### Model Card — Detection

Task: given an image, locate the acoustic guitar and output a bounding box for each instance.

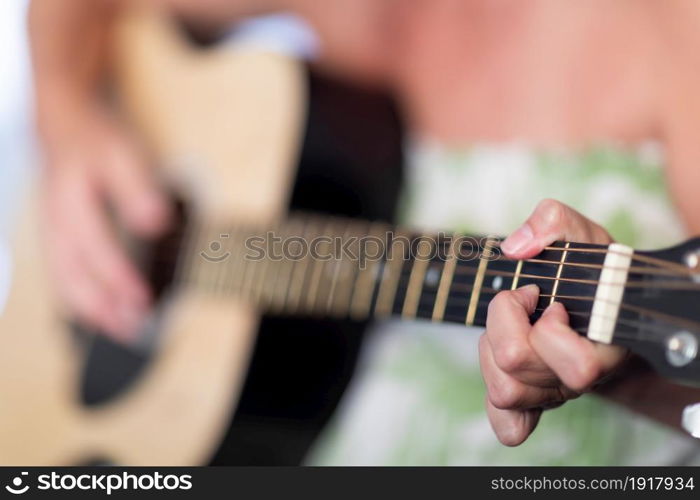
[1,7,699,466]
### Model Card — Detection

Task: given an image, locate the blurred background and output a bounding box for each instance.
[0,0,32,238]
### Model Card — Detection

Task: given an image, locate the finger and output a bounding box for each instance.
[44,180,126,338]
[485,285,558,386]
[500,198,612,259]
[479,334,568,409]
[101,137,171,237]
[530,301,627,392]
[48,232,125,337]
[64,169,149,303]
[485,397,542,447]
[53,167,150,337]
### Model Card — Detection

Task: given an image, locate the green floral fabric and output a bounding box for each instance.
[309,141,700,465]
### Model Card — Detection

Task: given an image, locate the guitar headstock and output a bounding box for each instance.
[611,237,700,386]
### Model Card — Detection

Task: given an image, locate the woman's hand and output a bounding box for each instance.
[40,101,170,341]
[479,199,628,446]
[30,0,171,341]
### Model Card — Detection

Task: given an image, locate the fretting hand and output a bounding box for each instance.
[480,199,629,446]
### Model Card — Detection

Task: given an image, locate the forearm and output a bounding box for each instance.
[29,0,118,143]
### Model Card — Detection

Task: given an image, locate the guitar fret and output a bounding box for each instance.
[173,218,200,290]
[260,224,283,307]
[223,229,242,295]
[402,236,433,319]
[466,238,496,325]
[284,218,317,314]
[211,233,225,293]
[222,232,237,294]
[432,235,458,321]
[199,222,222,294]
[225,225,247,296]
[239,228,264,302]
[329,221,366,317]
[265,221,296,312]
[299,220,325,313]
[414,255,448,320]
[303,220,330,313]
[349,223,389,320]
[251,226,275,306]
[556,243,604,334]
[238,256,253,300]
[374,232,408,317]
[515,243,565,321]
[324,220,350,315]
[550,242,570,304]
[274,219,304,311]
[324,262,344,313]
[510,259,523,290]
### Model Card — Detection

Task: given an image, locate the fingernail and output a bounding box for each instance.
[518,284,539,296]
[501,223,534,255]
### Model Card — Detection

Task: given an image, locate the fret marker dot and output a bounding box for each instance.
[492,276,503,290]
[425,267,440,287]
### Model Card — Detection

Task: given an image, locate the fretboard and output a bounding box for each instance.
[174,214,609,335]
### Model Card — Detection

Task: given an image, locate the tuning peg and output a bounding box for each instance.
[682,403,700,438]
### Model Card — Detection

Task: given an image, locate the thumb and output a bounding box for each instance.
[500,199,612,259]
[101,137,171,237]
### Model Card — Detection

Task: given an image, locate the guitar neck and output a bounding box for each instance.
[174,214,609,335]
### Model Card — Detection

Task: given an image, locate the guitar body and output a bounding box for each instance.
[0,8,305,465]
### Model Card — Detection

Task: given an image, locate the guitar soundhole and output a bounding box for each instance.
[75,198,190,407]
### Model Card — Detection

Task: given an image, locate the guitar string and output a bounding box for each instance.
[160,218,695,279]
[160,217,694,275]
[181,262,700,336]
[186,249,700,334]
[182,255,696,329]
[417,283,660,320]
[449,266,691,290]
[168,237,694,286]
[163,222,700,331]
[363,251,695,297]
[534,308,667,340]
[381,256,700,333]
[236,246,693,279]
[421,297,672,340]
[367,286,689,339]
[491,240,692,276]
[167,249,694,287]
[139,216,693,346]
[439,283,700,331]
[541,245,691,274]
